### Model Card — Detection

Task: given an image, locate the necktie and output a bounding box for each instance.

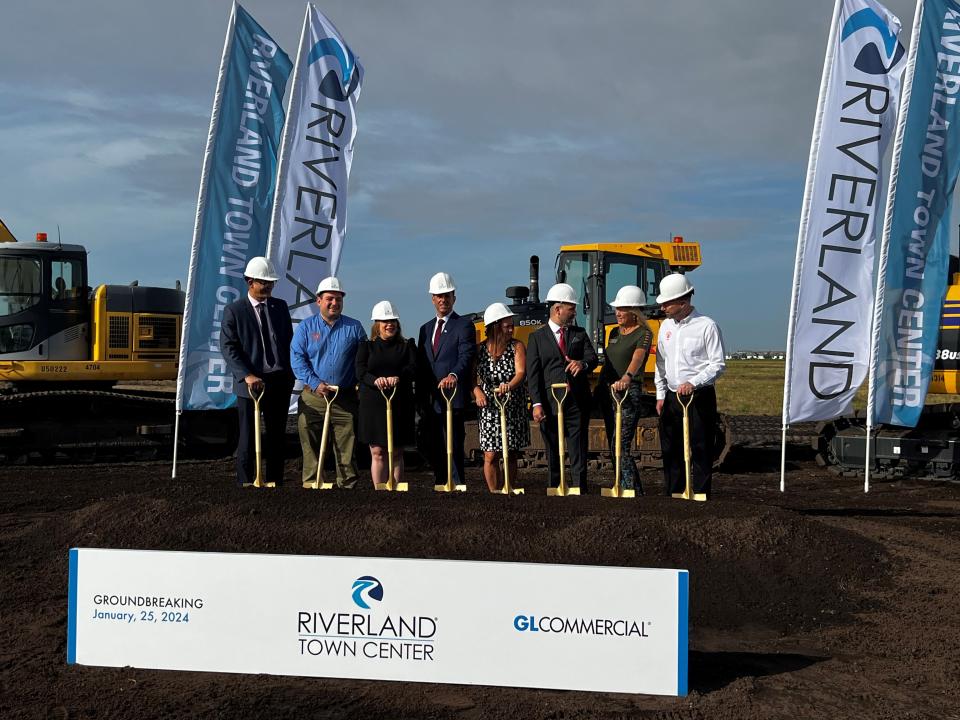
[558,326,567,356]
[432,318,445,355]
[257,303,276,368]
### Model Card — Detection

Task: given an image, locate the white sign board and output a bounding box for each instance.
[68,548,689,696]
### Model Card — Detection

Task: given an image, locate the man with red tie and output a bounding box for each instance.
[416,272,477,488]
[526,283,598,493]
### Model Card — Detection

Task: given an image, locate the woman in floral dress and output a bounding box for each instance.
[473,303,530,492]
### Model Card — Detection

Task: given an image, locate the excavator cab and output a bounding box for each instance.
[0,239,89,361]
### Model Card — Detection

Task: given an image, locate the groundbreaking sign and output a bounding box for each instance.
[68,548,689,696]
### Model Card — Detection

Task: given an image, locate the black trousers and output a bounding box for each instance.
[659,386,717,497]
[236,371,294,486]
[539,400,590,490]
[419,407,466,485]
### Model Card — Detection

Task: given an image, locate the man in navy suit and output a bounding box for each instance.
[526,283,598,492]
[220,256,295,487]
[416,272,477,488]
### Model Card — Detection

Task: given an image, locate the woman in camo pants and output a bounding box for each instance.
[598,286,653,494]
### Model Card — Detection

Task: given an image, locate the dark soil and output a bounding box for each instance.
[1,447,959,719]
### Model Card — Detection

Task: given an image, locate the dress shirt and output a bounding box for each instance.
[548,319,566,349]
[654,309,726,400]
[247,294,282,373]
[432,313,458,378]
[291,313,367,390]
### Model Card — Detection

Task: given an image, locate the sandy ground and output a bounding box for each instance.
[1,446,959,719]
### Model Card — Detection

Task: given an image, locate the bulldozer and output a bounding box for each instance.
[0,231,228,462]
[464,237,722,469]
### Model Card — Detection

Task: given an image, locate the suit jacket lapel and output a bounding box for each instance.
[432,312,457,360]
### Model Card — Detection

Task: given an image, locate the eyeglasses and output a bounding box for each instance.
[253,279,275,287]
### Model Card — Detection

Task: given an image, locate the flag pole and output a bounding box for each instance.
[172,2,237,479]
[865,0,923,494]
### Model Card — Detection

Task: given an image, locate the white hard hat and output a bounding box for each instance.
[545,283,578,305]
[371,300,400,321]
[483,302,515,326]
[244,256,279,282]
[656,273,694,303]
[428,272,456,294]
[316,276,345,296]
[610,285,645,308]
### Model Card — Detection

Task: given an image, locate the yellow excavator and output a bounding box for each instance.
[816,273,960,479]
[0,229,227,462]
[466,238,711,468]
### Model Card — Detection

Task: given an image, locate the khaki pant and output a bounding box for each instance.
[298,388,359,488]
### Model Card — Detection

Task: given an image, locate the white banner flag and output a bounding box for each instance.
[267,4,363,323]
[783,0,905,423]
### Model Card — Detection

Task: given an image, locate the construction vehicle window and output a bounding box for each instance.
[604,256,643,305]
[644,263,664,305]
[51,260,82,301]
[0,257,42,316]
[558,253,590,331]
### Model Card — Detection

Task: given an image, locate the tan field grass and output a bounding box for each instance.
[714,360,960,416]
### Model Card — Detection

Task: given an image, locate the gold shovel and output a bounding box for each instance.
[547,383,579,497]
[602,386,635,499]
[672,391,707,502]
[375,384,408,492]
[304,385,339,490]
[434,384,466,492]
[245,384,275,489]
[494,388,523,495]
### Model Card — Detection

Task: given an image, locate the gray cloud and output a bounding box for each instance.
[0,0,921,347]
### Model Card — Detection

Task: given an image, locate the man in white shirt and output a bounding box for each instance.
[654,274,725,498]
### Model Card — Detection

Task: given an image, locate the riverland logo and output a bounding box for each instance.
[309,37,361,102]
[297,577,437,662]
[841,7,905,75]
[351,576,384,610]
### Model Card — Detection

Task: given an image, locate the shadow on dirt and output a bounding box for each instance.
[720,445,816,474]
[797,507,960,519]
[689,650,827,692]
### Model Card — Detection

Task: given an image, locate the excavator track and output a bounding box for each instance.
[465,413,811,471]
[0,389,236,464]
[814,404,960,481]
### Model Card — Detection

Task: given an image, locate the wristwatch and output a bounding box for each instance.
[625,370,634,379]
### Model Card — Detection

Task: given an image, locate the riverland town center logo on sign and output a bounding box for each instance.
[297,576,437,662]
[841,7,905,75]
[351,576,383,610]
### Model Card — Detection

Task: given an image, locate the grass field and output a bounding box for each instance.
[714,360,960,416]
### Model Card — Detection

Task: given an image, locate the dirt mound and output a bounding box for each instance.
[2,459,958,720]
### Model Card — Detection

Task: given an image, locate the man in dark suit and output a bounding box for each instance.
[526,283,598,492]
[220,256,295,487]
[416,272,477,488]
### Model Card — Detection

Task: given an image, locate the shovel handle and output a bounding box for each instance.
[251,385,264,487]
[610,386,625,491]
[678,390,694,498]
[380,385,396,487]
[313,384,340,488]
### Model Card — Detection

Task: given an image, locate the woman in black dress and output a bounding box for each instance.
[356,301,417,489]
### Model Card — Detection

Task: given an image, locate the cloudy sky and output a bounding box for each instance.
[0,0,924,348]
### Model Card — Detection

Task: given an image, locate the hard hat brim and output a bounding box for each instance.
[656,287,693,304]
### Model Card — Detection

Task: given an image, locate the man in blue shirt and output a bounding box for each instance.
[291,276,367,489]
